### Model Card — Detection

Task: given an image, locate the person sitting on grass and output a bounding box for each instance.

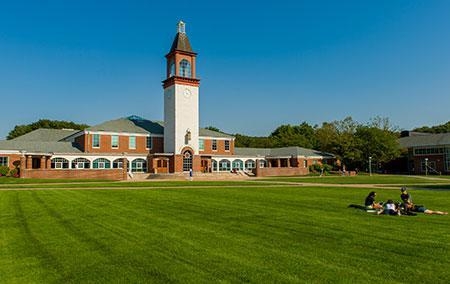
[378,199,400,216]
[365,191,383,211]
[404,202,448,215]
[400,187,448,215]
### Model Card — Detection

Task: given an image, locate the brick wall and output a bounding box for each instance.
[0,154,22,170]
[200,138,234,155]
[21,169,125,180]
[87,134,150,154]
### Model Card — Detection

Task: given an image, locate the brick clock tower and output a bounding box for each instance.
[163,21,201,172]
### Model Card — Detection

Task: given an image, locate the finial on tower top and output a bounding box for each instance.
[177,21,186,34]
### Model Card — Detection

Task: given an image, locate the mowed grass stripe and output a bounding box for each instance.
[1,185,449,283]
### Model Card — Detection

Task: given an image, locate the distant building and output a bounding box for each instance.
[0,22,334,180]
[399,132,450,174]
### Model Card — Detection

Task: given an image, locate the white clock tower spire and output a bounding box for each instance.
[163,21,200,172]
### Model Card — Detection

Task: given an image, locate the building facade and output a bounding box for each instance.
[399,132,450,175]
[0,22,335,179]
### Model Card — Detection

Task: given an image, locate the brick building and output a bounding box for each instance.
[0,21,335,179]
[399,132,450,175]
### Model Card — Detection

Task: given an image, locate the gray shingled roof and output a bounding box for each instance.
[0,140,82,154]
[399,133,450,148]
[199,128,234,138]
[170,32,193,53]
[235,147,335,158]
[12,128,80,142]
[87,117,164,135]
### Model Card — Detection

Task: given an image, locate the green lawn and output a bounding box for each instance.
[1,180,449,283]
[262,174,450,185]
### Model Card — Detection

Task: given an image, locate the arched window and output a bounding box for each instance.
[169,60,175,77]
[179,59,191,78]
[245,160,255,169]
[232,160,243,171]
[71,158,90,169]
[183,150,193,171]
[51,158,69,169]
[93,158,111,169]
[112,158,128,169]
[212,160,218,171]
[131,158,147,173]
[219,159,231,171]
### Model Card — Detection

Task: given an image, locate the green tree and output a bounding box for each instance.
[234,134,274,148]
[7,119,89,140]
[315,117,361,169]
[413,121,450,133]
[355,125,401,170]
[270,122,317,148]
[204,126,222,133]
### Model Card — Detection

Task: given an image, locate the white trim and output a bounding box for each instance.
[199,136,233,141]
[0,150,22,154]
[86,130,162,137]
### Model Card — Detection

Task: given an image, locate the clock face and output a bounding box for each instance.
[183,88,192,98]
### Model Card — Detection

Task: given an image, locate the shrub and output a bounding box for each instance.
[309,164,323,173]
[0,166,9,177]
[9,168,19,177]
[322,164,333,173]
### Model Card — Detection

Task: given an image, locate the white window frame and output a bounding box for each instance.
[111,135,119,149]
[199,139,204,151]
[92,134,100,148]
[225,140,230,151]
[129,136,136,149]
[146,136,152,150]
[0,156,8,166]
[212,139,217,151]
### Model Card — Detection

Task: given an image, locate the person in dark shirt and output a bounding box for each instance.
[365,191,383,210]
[401,187,448,215]
[400,187,412,204]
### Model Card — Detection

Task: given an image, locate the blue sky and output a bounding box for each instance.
[1,0,449,139]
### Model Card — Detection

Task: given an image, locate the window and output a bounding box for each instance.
[225,140,230,151]
[71,158,90,169]
[245,160,255,169]
[92,134,100,148]
[169,61,175,77]
[212,139,217,151]
[129,136,136,149]
[51,158,69,169]
[111,135,119,148]
[199,139,204,151]
[219,159,231,171]
[146,136,152,149]
[0,157,8,166]
[232,160,243,170]
[183,151,193,171]
[179,59,191,78]
[113,158,125,169]
[93,158,111,169]
[131,158,147,173]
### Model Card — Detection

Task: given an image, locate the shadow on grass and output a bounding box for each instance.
[411,184,450,191]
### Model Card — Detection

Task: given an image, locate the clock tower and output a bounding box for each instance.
[163,21,200,172]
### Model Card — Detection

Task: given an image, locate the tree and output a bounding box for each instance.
[270,122,317,148]
[7,119,89,140]
[234,134,275,148]
[413,121,450,133]
[315,117,361,169]
[204,126,222,133]
[355,125,401,170]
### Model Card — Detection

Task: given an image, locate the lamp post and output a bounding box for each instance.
[369,156,372,176]
[425,158,428,176]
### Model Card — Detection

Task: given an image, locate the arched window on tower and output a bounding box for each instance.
[169,60,175,77]
[179,59,191,78]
